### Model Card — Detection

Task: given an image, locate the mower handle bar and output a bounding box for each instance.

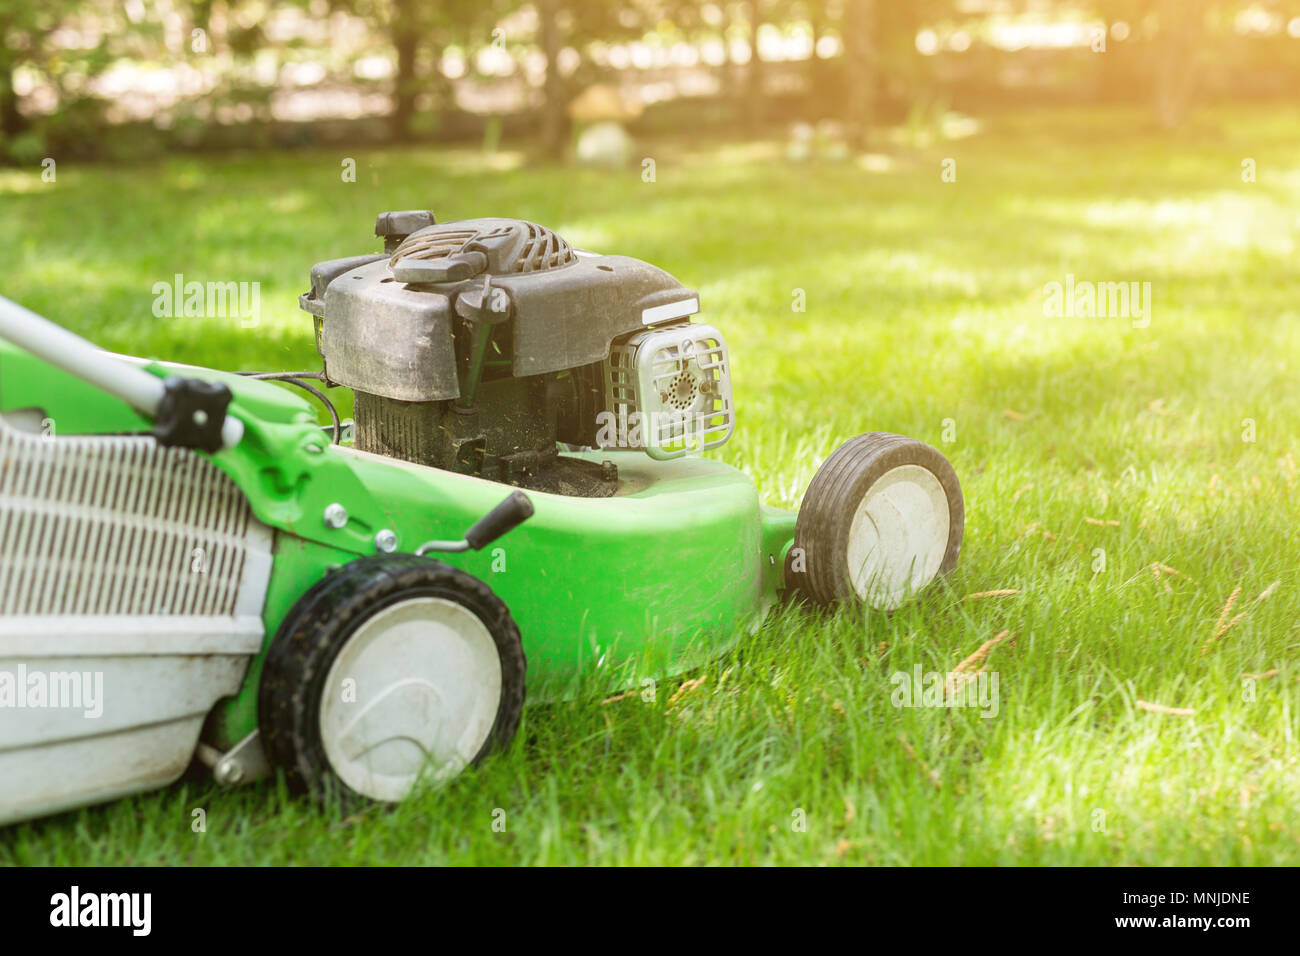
[0,294,243,449]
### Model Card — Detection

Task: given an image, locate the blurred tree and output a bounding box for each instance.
[1150,0,1208,129]
[841,0,875,146]
[0,0,166,158]
[534,1,649,157]
[7,0,1295,161]
[745,0,763,130]
[1089,0,1234,129]
[336,0,507,141]
[0,0,96,138]
[538,0,564,156]
[0,3,26,137]
[840,0,958,147]
[803,0,833,116]
[733,0,813,131]
[391,0,420,140]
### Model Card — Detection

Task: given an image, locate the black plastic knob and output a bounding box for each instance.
[464,491,535,550]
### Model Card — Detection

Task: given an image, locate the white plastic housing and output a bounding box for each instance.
[0,416,271,825]
[603,322,734,460]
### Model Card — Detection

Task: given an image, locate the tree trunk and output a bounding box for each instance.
[1152,0,1200,130]
[538,0,566,158]
[745,1,762,132]
[842,0,876,149]
[720,16,738,115]
[0,47,24,139]
[390,0,419,142]
[806,7,823,117]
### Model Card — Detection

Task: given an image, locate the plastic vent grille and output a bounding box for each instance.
[388,221,575,276]
[389,228,478,268]
[0,419,270,617]
[511,222,576,273]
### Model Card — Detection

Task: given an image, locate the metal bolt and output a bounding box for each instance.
[323,503,348,529]
[216,759,243,786]
[374,529,398,553]
[193,409,208,427]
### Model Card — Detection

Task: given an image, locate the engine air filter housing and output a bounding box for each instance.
[602,323,734,460]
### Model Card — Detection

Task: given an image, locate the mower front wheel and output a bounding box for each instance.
[259,555,526,806]
[794,433,963,610]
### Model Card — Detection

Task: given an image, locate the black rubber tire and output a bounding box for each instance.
[258,554,526,804]
[793,432,963,607]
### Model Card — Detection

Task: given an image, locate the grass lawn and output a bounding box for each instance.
[1,103,1298,865]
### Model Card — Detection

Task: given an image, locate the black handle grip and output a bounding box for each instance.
[464,490,534,550]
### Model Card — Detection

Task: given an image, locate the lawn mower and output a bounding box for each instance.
[0,211,964,824]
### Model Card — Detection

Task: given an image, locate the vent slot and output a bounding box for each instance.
[389,229,477,266]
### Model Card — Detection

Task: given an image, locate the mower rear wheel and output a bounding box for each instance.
[259,555,526,805]
[794,433,963,610]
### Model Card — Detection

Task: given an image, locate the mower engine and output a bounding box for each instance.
[300,211,734,496]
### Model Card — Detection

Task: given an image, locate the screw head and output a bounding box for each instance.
[192,409,209,427]
[374,529,398,553]
[323,503,348,529]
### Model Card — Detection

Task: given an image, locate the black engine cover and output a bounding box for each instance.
[306,218,698,401]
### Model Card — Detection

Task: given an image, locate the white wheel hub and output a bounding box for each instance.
[846,464,951,610]
[320,596,502,802]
